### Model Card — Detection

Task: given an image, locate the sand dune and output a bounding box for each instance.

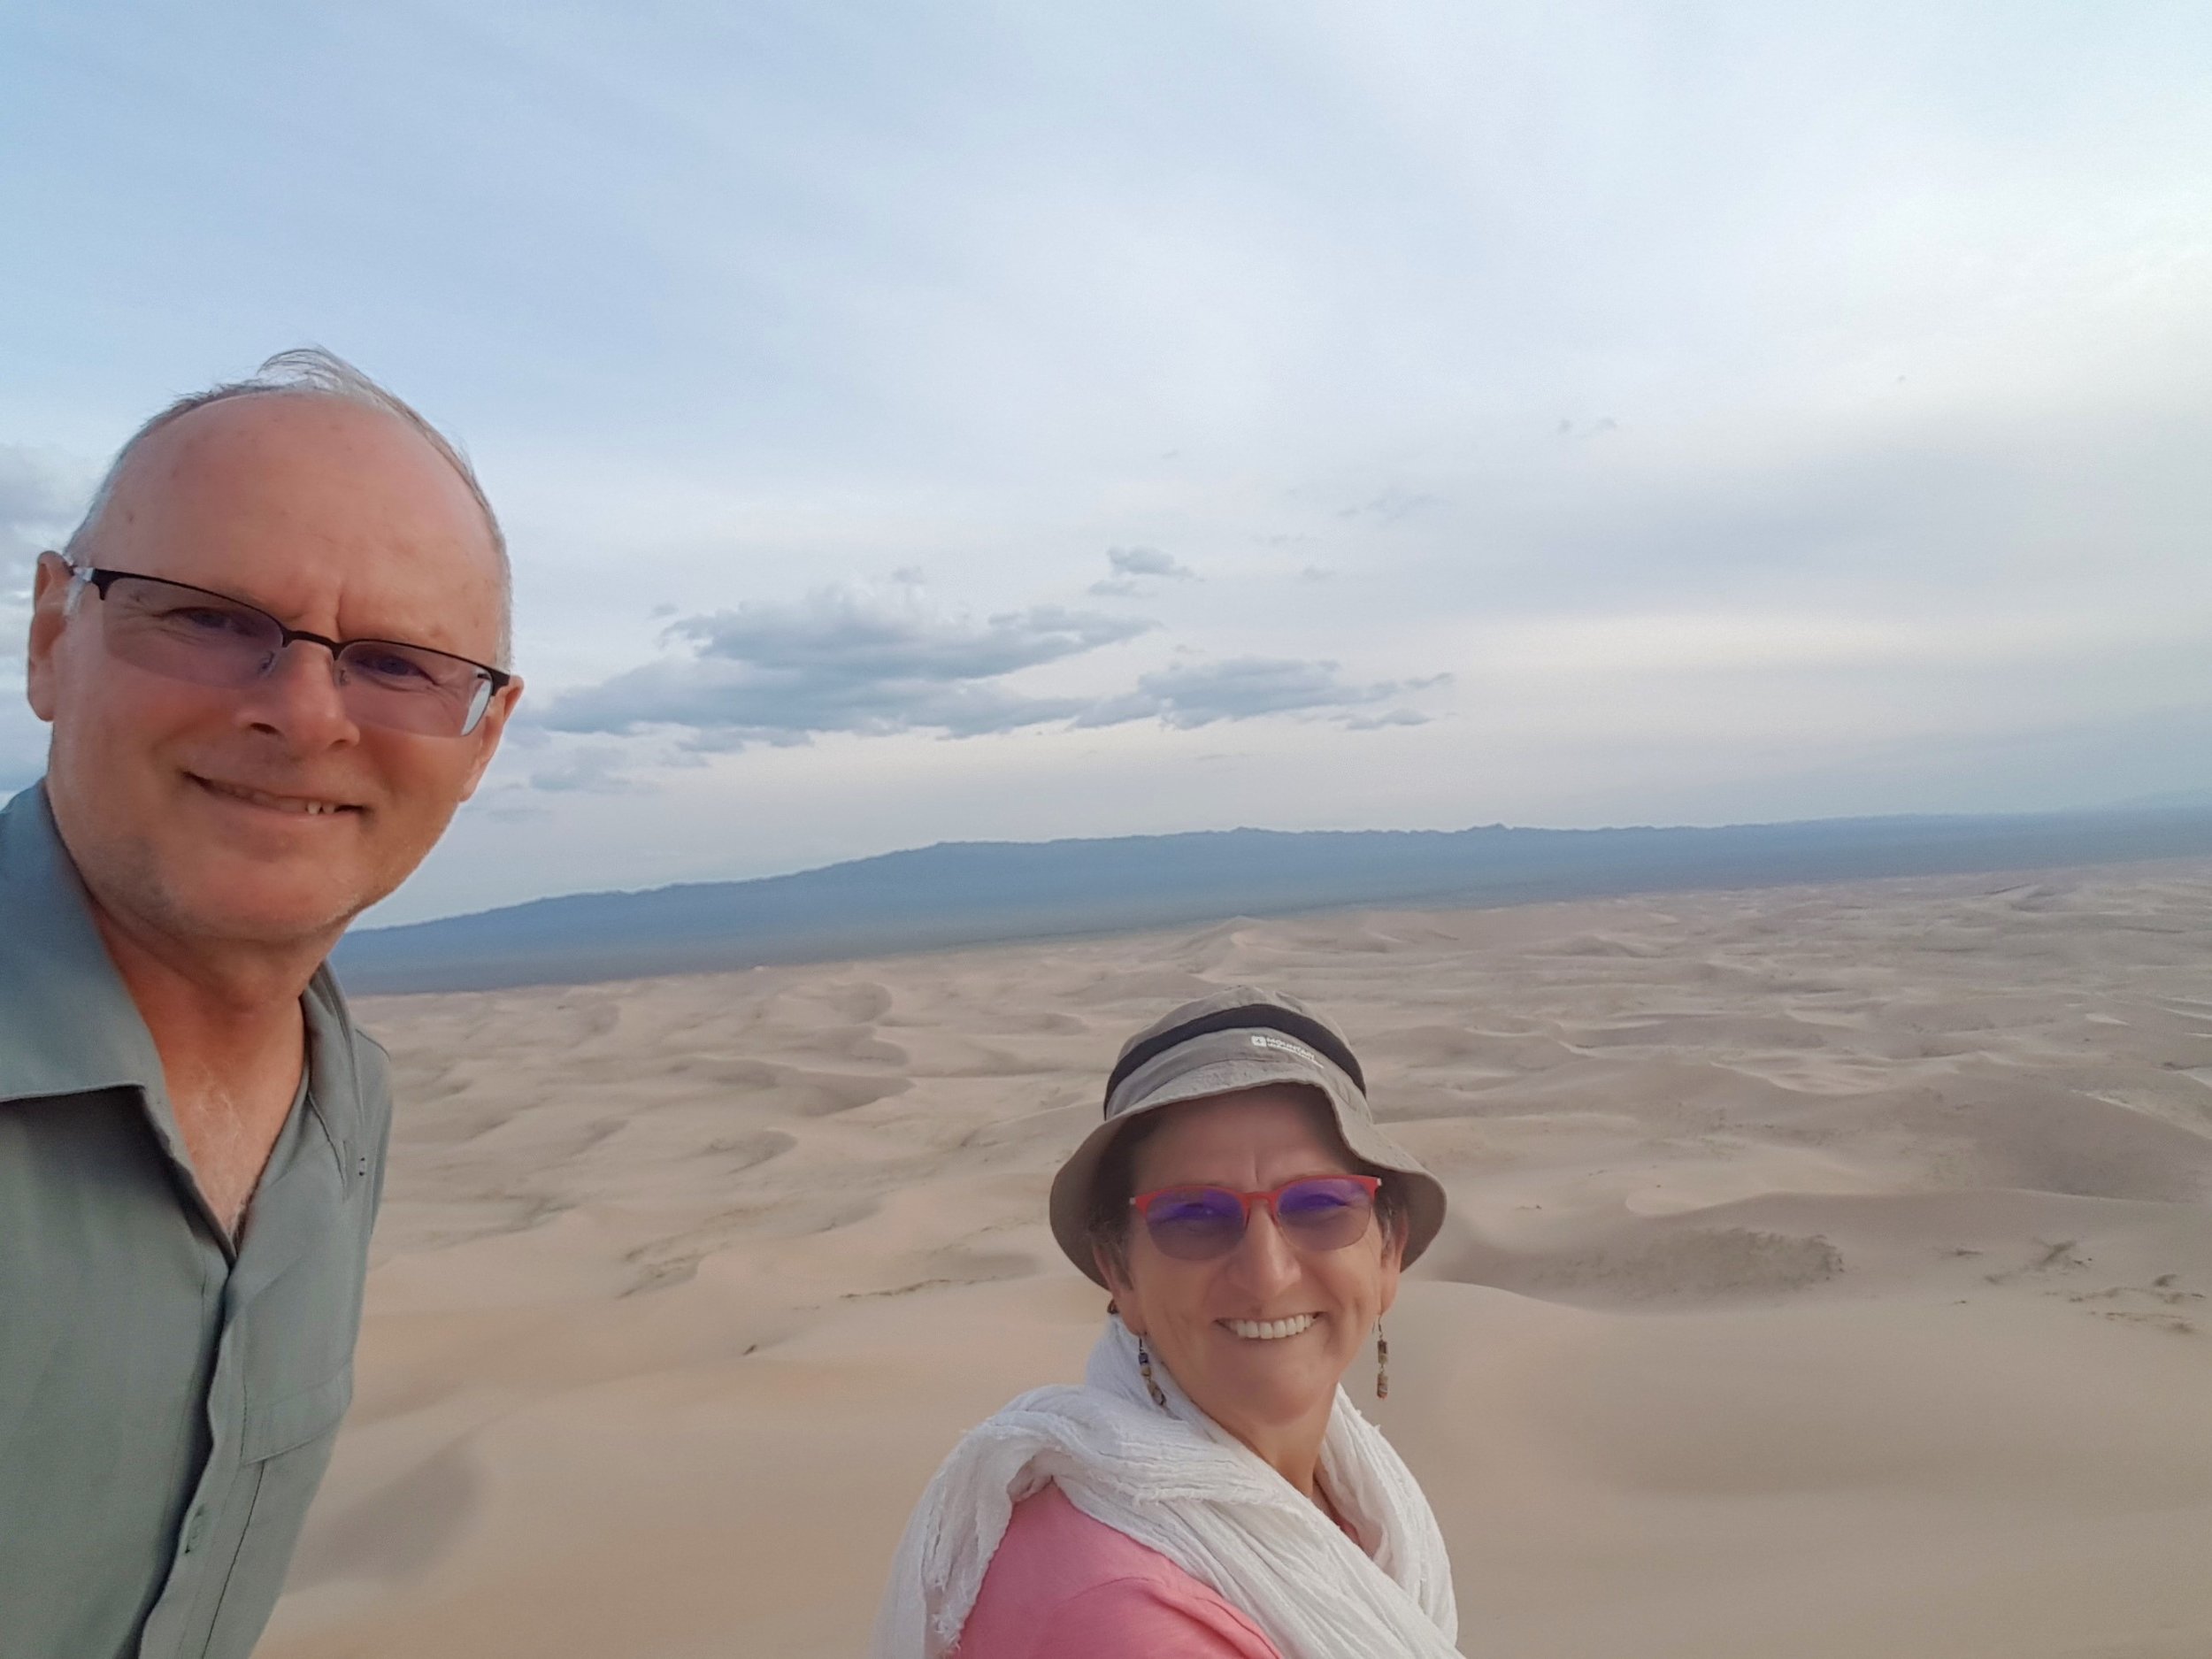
[261,860,2212,1658]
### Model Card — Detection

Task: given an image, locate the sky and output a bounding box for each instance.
[2,1,2207,924]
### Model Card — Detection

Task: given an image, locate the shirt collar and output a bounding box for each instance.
[0,783,365,1191]
[0,782,168,1107]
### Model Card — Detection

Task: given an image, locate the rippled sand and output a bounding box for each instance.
[263,861,2212,1658]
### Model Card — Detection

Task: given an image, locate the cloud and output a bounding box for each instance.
[1337,488,1440,525]
[1077,657,1445,731]
[0,449,89,685]
[0,445,88,597]
[538,583,1448,764]
[1344,707,1431,731]
[1108,545,1194,580]
[1090,543,1198,596]
[543,585,1156,746]
[0,447,83,534]
[1555,416,1620,441]
[526,743,657,795]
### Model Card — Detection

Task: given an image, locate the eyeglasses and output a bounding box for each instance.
[63,564,511,738]
[1129,1175,1382,1262]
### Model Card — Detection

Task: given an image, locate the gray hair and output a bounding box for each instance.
[63,347,513,666]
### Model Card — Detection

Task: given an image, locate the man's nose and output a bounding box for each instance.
[234,641,360,747]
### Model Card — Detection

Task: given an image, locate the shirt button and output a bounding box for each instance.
[182,1507,210,1553]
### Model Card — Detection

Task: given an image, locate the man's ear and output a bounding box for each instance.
[26,553,77,723]
[456,676,523,802]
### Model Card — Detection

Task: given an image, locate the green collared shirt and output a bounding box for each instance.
[0,784,391,1659]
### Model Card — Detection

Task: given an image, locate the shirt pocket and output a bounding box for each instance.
[241,1365,354,1463]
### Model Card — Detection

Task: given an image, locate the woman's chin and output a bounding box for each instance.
[1183,1340,1347,1430]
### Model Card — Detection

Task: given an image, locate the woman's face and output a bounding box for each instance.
[1100,1085,1403,1450]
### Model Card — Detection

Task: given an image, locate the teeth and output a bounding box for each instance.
[1223,1314,1318,1341]
[205,780,349,816]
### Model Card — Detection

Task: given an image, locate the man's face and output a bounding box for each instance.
[26,394,521,950]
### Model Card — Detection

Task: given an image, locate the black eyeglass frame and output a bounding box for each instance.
[62,560,513,736]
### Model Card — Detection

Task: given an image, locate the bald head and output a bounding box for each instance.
[65,349,512,665]
[83,394,510,676]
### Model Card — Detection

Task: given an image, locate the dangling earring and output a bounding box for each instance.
[1375,1320,1390,1401]
[1136,1334,1168,1409]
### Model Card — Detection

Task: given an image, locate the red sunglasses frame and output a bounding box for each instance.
[1129,1173,1382,1230]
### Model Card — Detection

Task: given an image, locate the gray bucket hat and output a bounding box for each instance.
[1048,985,1448,1286]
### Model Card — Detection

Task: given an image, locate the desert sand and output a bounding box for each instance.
[260,860,2212,1659]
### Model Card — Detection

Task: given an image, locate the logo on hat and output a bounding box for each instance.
[1248,1033,1317,1063]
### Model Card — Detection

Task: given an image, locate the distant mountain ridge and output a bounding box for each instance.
[334,805,2212,994]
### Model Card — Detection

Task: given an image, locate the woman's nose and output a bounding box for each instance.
[1225,1204,1304,1296]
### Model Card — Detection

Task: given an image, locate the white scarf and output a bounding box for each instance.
[872,1317,1463,1659]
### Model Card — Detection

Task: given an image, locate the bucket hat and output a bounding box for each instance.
[1049,985,1447,1285]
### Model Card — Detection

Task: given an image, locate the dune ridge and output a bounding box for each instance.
[264,859,2212,1658]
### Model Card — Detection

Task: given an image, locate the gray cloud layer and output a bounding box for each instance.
[1078,657,1441,730]
[0,449,89,788]
[542,584,1438,756]
[1090,543,1198,596]
[11,4,2208,927]
[548,588,1145,744]
[0,445,85,594]
[1107,545,1193,580]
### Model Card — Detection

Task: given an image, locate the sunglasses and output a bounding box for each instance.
[1129,1175,1382,1262]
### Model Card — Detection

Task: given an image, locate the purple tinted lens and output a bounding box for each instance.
[96,574,497,737]
[336,641,493,734]
[104,580,281,685]
[1276,1177,1365,1216]
[1275,1179,1374,1248]
[1143,1188,1247,1260]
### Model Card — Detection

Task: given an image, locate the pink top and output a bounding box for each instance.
[954,1483,1283,1659]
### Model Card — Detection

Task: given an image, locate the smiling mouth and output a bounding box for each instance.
[1219,1313,1320,1341]
[192,776,361,818]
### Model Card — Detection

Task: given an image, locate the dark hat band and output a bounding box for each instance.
[1103,1001,1367,1107]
